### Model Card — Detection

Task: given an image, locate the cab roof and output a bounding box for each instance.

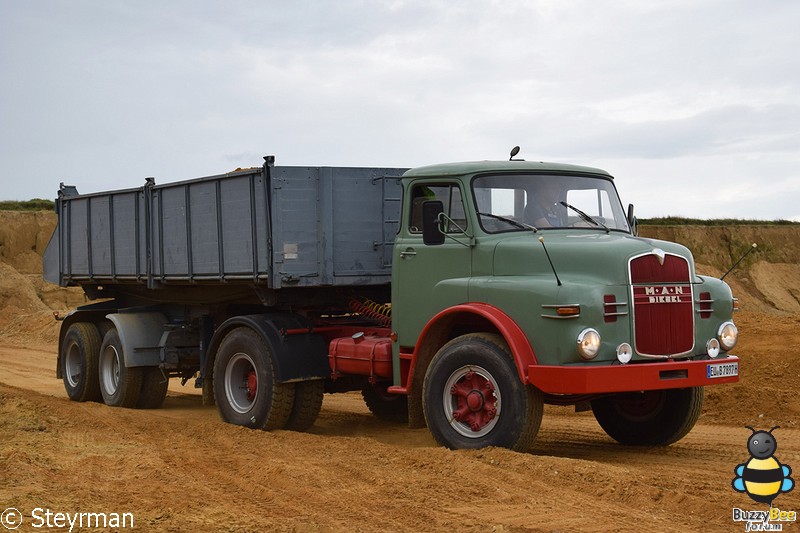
[403,160,612,179]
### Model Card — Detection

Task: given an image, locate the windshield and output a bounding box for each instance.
[472,174,630,233]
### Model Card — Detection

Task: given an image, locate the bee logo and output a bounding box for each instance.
[732,426,794,505]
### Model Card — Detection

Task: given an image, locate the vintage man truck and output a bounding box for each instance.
[43,153,740,451]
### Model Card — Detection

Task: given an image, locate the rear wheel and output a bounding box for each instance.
[213,327,295,430]
[285,380,324,432]
[362,382,408,423]
[136,367,169,409]
[61,322,102,402]
[98,328,143,408]
[591,386,704,445]
[422,333,543,452]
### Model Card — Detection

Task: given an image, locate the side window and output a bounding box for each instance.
[409,184,468,234]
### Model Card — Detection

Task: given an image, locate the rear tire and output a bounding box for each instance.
[285,380,324,431]
[61,322,102,402]
[136,367,169,409]
[423,333,543,452]
[213,327,295,430]
[362,382,409,423]
[98,328,143,408]
[591,386,704,445]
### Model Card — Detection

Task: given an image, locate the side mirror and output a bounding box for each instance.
[627,203,638,236]
[422,200,445,245]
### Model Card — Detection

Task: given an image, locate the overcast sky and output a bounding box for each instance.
[2,0,799,220]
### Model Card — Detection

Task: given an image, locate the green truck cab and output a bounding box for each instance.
[389,160,739,450]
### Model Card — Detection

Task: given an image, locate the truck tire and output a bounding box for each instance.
[362,382,409,423]
[98,328,143,408]
[136,367,169,409]
[61,322,102,402]
[213,327,295,430]
[591,386,704,445]
[422,333,543,452]
[284,379,324,432]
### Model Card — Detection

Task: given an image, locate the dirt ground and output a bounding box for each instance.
[1,213,799,532]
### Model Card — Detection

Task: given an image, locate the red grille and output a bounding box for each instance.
[630,253,694,356]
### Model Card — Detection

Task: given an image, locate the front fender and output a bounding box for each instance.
[410,302,538,387]
[400,302,538,429]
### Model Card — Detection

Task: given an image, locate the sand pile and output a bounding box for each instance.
[0,211,84,345]
[640,225,800,315]
[0,211,798,344]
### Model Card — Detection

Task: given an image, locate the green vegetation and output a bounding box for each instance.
[639,217,799,226]
[0,199,55,211]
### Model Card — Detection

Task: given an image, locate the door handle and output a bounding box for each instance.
[399,249,417,259]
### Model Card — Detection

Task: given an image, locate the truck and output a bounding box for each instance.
[43,152,741,451]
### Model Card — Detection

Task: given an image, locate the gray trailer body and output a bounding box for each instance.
[44,162,406,296]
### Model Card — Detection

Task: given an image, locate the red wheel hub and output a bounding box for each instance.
[246,370,258,402]
[449,371,497,432]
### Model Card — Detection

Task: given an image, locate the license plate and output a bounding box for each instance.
[707,361,739,379]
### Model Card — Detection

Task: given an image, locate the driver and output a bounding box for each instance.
[524,180,563,227]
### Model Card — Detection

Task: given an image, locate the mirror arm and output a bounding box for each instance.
[438,213,475,248]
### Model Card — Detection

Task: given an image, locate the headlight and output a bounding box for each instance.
[706,338,720,358]
[616,343,632,364]
[577,328,601,360]
[718,321,738,351]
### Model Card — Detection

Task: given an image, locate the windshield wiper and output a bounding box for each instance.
[559,202,609,233]
[477,212,538,232]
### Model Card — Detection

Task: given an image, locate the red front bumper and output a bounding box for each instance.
[527,356,739,395]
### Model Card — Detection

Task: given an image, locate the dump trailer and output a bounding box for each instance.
[44,154,741,450]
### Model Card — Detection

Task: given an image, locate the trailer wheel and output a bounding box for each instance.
[98,328,143,408]
[591,386,704,445]
[422,333,543,452]
[362,382,409,423]
[213,327,295,430]
[61,322,102,402]
[284,379,324,432]
[136,367,169,409]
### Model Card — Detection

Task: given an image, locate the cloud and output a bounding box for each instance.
[0,0,799,219]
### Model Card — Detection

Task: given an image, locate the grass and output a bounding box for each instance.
[0,199,797,225]
[0,199,55,211]
[638,217,799,226]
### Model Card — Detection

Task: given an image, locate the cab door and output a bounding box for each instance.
[391,181,473,351]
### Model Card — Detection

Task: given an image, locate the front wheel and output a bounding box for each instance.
[591,386,704,445]
[422,333,543,452]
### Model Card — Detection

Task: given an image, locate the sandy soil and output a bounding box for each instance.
[1,213,799,532]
